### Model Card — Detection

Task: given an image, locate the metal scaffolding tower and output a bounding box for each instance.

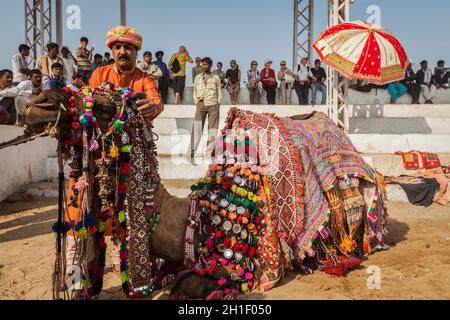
[24,0,52,65]
[327,0,350,131]
[293,0,314,69]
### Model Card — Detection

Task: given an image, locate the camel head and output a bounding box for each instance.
[0,87,143,150]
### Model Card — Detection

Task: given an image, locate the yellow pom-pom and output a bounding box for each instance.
[85,102,93,108]
[109,146,119,159]
[241,283,250,293]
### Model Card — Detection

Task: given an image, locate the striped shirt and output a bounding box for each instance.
[75,47,92,71]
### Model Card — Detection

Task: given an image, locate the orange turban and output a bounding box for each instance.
[105,26,143,50]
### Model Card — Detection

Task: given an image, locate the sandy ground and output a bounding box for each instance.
[0,197,449,300]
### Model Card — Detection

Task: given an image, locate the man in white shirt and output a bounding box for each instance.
[15,69,44,125]
[61,46,78,82]
[0,69,20,125]
[294,57,310,105]
[12,44,31,85]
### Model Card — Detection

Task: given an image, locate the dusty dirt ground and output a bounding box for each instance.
[0,197,449,300]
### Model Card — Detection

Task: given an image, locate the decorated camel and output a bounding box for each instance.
[0,84,388,300]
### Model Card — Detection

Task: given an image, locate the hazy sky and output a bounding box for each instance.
[1,0,449,85]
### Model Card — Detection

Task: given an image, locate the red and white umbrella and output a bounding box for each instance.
[313,20,409,85]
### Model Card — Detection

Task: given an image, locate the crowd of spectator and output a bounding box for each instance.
[2,36,450,126]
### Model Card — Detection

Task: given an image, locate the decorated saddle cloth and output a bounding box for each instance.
[281,113,385,261]
[217,110,385,263]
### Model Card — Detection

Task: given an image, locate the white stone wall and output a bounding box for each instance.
[0,126,57,202]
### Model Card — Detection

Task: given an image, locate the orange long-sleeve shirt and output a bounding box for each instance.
[66,64,164,235]
[89,64,164,118]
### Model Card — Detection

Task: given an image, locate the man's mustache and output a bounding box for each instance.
[118,55,130,61]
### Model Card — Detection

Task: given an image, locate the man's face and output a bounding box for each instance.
[0,72,13,88]
[156,53,163,60]
[31,73,42,87]
[438,62,445,68]
[196,58,201,66]
[230,61,236,68]
[112,42,137,70]
[202,61,211,72]
[179,46,186,53]
[301,58,308,66]
[52,67,63,77]
[21,49,30,57]
[49,47,59,58]
[217,63,222,70]
[144,54,152,63]
[315,61,321,68]
[422,62,428,70]
[81,40,88,48]
[61,48,69,57]
[95,57,103,65]
[72,77,85,89]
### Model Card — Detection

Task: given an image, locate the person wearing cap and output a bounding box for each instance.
[294,57,310,105]
[89,25,163,121]
[260,59,277,105]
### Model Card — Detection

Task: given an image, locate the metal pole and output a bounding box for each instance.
[327,0,350,132]
[293,0,299,70]
[292,0,314,70]
[55,0,62,46]
[120,0,127,26]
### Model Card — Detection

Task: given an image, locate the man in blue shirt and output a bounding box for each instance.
[42,63,67,90]
[154,50,170,104]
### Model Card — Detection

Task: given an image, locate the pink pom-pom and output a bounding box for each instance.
[218,279,227,286]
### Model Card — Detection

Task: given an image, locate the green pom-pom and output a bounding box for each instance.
[120,272,128,283]
[98,221,106,233]
[118,211,126,223]
[218,190,227,197]
[113,120,123,132]
[119,174,127,183]
[121,145,132,153]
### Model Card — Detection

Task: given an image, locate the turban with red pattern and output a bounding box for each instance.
[105,26,143,51]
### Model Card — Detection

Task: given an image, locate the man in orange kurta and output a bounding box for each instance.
[65,26,164,275]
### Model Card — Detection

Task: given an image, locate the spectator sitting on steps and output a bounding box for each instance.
[434,60,450,89]
[416,60,437,104]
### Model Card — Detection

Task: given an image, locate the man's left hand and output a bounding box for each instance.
[136,99,159,120]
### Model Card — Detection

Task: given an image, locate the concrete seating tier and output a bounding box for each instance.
[165,87,450,105]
